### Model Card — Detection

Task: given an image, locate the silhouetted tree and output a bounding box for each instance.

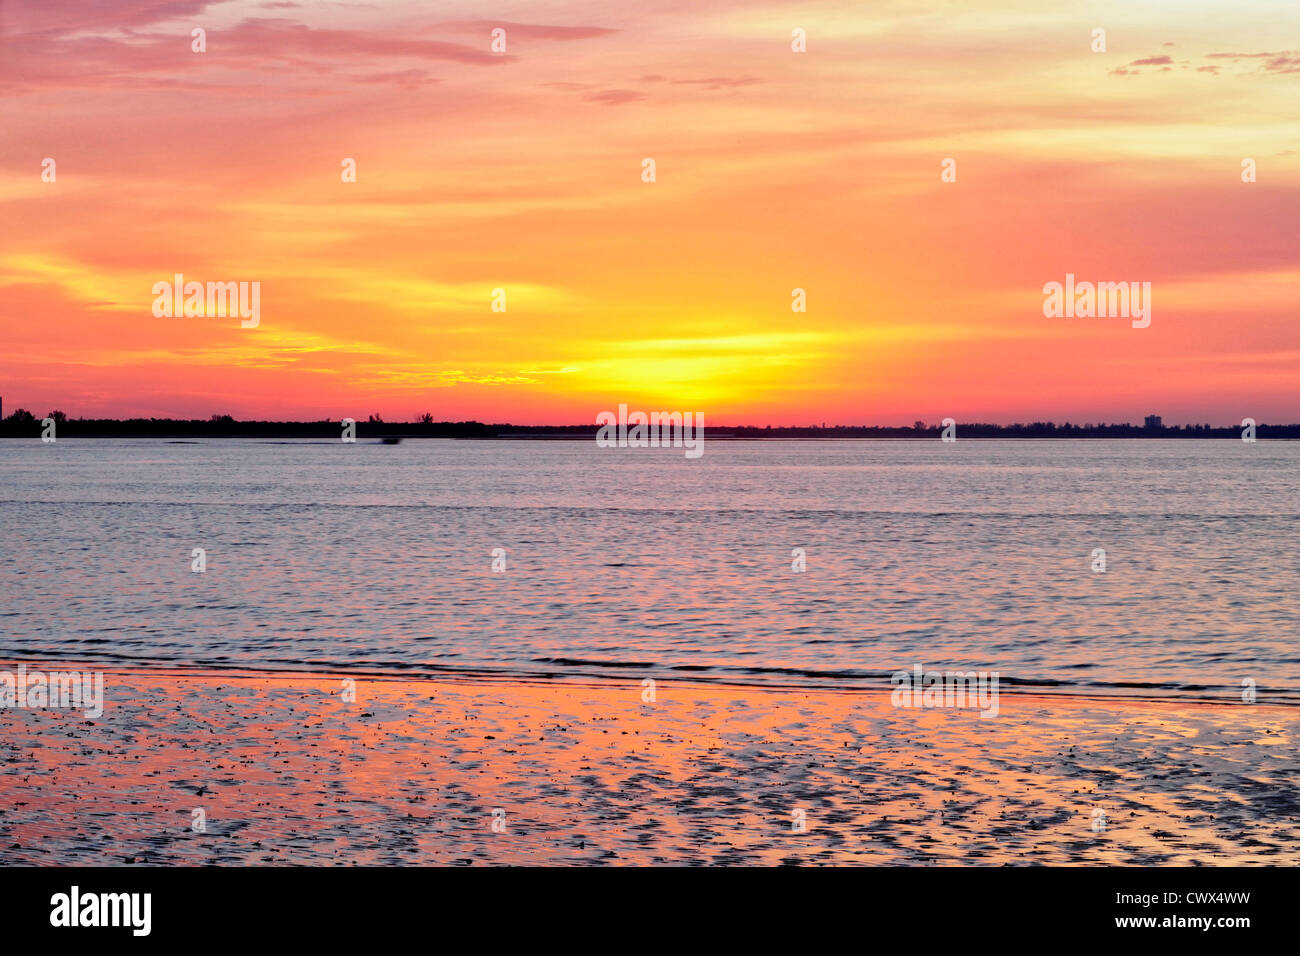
[6,408,34,422]
[45,410,67,422]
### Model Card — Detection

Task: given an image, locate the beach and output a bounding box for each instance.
[2,667,1295,866]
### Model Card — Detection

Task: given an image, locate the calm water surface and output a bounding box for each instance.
[2,439,1297,700]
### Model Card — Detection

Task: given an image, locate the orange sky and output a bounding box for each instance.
[2,0,1298,424]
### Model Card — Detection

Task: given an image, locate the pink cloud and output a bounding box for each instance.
[583,88,645,105]
[433,20,618,41]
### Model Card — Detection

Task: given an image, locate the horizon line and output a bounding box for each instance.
[0,414,1291,431]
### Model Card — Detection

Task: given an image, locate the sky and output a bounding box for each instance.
[1,0,1298,425]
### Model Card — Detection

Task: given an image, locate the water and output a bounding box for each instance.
[2,438,1297,701]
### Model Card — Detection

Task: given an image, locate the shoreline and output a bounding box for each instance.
[4,423,1297,441]
[5,658,1294,709]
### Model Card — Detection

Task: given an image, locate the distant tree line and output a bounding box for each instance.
[2,413,1299,439]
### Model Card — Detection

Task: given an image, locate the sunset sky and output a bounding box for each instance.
[2,0,1298,425]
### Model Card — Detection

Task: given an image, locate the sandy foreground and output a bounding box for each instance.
[1,667,1297,865]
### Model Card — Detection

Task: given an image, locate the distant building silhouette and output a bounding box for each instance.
[1144,415,1162,429]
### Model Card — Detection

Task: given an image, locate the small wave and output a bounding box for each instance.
[4,648,1297,706]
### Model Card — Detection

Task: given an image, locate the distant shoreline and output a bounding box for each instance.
[1,419,1297,439]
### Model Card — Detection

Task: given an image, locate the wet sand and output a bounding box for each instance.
[2,667,1298,865]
